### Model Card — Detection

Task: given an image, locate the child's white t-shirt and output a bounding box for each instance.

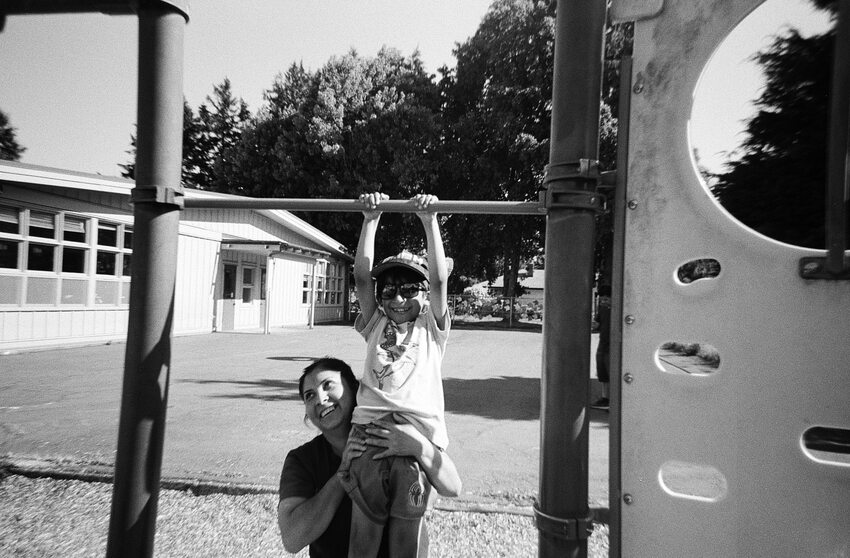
[352,303,449,449]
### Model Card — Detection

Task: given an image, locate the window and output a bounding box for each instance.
[0,205,133,307]
[0,206,19,234]
[0,240,19,269]
[302,274,312,304]
[62,247,86,273]
[63,216,87,243]
[29,212,55,239]
[242,267,254,303]
[317,263,345,307]
[97,223,118,247]
[96,251,117,275]
[95,222,131,279]
[260,267,266,300]
[27,243,55,271]
[224,265,237,299]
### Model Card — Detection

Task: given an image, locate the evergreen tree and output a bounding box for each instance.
[710,1,837,248]
[0,109,25,161]
[202,78,252,191]
[120,99,211,189]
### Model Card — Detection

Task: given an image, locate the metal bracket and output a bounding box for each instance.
[799,257,850,280]
[541,159,604,212]
[131,184,185,208]
[533,503,594,540]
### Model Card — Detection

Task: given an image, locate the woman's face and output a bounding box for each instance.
[300,368,355,432]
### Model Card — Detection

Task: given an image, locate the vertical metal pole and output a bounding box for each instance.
[106,6,186,558]
[310,260,318,329]
[608,55,633,558]
[826,0,850,274]
[264,256,272,334]
[537,0,607,557]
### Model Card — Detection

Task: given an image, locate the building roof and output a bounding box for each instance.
[0,159,351,261]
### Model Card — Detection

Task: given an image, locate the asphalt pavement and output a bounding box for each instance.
[0,323,609,512]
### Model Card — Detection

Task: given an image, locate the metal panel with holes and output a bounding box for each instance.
[614,0,850,556]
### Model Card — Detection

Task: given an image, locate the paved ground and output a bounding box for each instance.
[0,323,609,511]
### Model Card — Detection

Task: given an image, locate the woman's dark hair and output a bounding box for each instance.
[298,357,359,400]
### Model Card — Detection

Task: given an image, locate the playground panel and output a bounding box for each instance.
[615,0,850,556]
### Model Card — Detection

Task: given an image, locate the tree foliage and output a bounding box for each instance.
[711,1,837,248]
[220,48,443,256]
[121,80,250,190]
[437,0,556,295]
[112,1,632,294]
[438,0,630,294]
[0,109,25,161]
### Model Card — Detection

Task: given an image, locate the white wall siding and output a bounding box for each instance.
[182,209,335,255]
[173,232,220,335]
[0,309,129,351]
[269,256,311,327]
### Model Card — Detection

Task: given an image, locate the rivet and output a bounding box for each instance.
[624,315,635,325]
[633,82,644,94]
[623,373,634,384]
[627,200,638,210]
[623,494,634,505]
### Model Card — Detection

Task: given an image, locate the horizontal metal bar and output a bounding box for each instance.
[183,197,546,215]
[0,0,189,18]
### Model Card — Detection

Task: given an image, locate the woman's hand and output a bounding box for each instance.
[411,194,438,224]
[364,419,426,460]
[339,427,367,472]
[358,192,388,220]
[366,419,462,497]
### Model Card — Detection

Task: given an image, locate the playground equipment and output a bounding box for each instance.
[611,0,850,556]
[2,0,848,557]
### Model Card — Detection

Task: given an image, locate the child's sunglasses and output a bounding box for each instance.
[379,282,424,299]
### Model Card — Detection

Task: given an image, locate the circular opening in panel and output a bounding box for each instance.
[689,0,834,248]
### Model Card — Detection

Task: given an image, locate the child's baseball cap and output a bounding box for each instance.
[371,250,428,282]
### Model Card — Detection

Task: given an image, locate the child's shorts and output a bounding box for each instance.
[338,422,432,524]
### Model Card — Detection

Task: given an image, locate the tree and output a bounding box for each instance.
[710,1,837,248]
[202,78,252,191]
[121,80,249,190]
[221,48,444,255]
[0,109,25,161]
[437,0,555,296]
[120,99,212,188]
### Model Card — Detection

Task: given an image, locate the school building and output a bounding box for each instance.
[0,160,352,352]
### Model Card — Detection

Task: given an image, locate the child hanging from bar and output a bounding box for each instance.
[339,191,458,557]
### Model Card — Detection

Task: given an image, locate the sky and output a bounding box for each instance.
[689,0,832,174]
[0,0,833,178]
[0,0,492,176]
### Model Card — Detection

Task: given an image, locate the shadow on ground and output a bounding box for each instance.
[174,377,302,402]
[174,374,612,424]
[443,376,540,420]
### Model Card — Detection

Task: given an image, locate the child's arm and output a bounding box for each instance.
[412,194,449,329]
[354,192,387,324]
